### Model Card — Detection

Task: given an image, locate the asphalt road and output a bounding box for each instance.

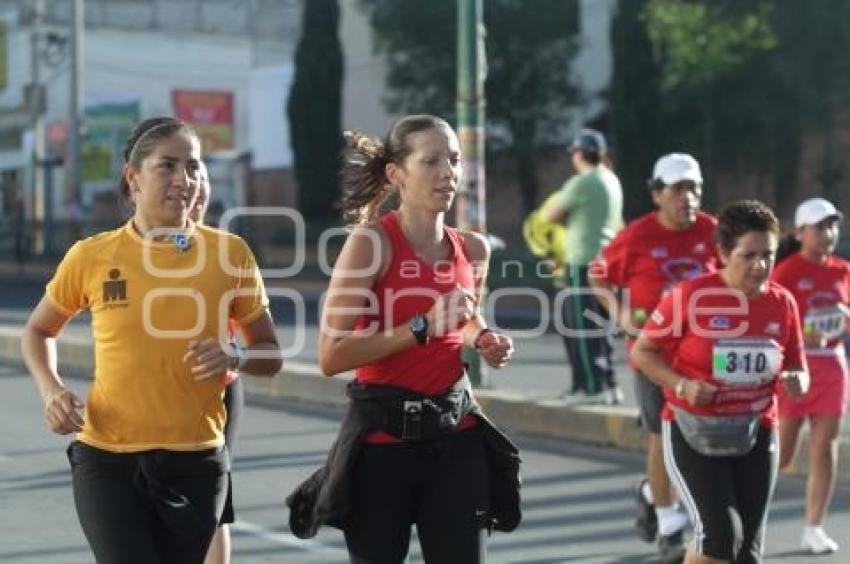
[1,366,847,563]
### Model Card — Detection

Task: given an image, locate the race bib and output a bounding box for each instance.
[804,306,847,341]
[712,338,781,386]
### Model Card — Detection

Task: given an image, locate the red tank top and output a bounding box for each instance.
[355,211,475,392]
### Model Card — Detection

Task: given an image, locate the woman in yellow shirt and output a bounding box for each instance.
[21,117,282,563]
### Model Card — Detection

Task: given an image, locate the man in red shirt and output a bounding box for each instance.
[590,153,718,562]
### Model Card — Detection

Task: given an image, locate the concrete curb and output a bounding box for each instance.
[1,328,846,483]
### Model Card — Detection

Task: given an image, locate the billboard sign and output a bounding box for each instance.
[172,89,234,153]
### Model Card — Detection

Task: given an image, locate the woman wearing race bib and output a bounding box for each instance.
[631,200,808,564]
[771,197,848,555]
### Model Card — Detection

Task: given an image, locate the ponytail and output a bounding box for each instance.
[775,232,801,265]
[339,131,393,225]
[338,114,453,225]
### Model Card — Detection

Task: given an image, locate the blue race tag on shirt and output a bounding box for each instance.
[171,233,190,252]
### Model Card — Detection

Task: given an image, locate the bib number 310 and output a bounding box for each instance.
[712,338,781,385]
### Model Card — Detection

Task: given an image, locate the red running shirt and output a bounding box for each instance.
[641,272,806,428]
[354,212,475,392]
[593,211,719,314]
[771,252,850,352]
[592,211,719,365]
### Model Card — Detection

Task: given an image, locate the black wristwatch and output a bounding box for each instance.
[409,314,429,345]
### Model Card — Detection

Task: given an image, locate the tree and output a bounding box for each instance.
[484,1,581,213]
[287,0,344,221]
[643,0,777,91]
[641,0,778,208]
[636,0,850,215]
[359,0,581,213]
[765,0,850,207]
[609,0,668,219]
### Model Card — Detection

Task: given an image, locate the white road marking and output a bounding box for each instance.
[232,520,347,556]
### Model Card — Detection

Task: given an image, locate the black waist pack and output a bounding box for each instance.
[347,378,473,441]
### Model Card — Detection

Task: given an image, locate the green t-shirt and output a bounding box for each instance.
[556,166,623,265]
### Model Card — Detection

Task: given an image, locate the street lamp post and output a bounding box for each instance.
[67,0,84,208]
[457,0,487,386]
[28,0,46,254]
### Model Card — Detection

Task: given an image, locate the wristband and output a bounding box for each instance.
[473,328,492,350]
[229,345,248,372]
[674,378,687,399]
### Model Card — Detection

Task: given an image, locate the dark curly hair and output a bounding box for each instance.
[715,199,781,253]
[775,232,802,265]
[339,114,453,225]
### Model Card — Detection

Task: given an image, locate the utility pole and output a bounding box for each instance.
[67,0,84,208]
[457,0,487,386]
[29,0,46,254]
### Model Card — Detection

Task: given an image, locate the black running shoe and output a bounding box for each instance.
[634,478,657,542]
[657,528,686,564]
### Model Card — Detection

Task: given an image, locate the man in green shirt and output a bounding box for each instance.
[543,128,623,403]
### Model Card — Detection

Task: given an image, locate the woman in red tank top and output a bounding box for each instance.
[317,114,515,562]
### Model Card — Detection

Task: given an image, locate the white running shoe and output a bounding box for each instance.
[604,386,625,405]
[559,389,606,404]
[801,526,839,554]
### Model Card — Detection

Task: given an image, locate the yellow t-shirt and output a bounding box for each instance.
[46,221,269,452]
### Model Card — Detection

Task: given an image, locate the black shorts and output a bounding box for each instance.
[344,427,490,564]
[634,369,665,434]
[219,377,244,526]
[67,441,228,564]
[220,473,234,524]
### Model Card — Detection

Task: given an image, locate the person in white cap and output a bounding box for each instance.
[542,128,624,404]
[771,197,848,554]
[589,152,720,562]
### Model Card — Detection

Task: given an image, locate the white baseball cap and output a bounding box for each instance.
[652,153,703,185]
[795,197,843,228]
